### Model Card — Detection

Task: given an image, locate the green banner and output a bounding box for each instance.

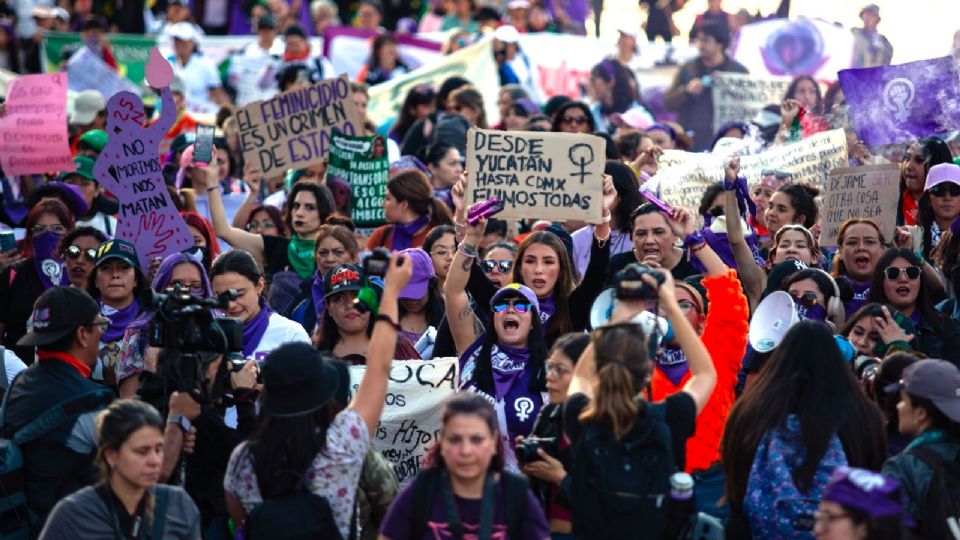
[44,32,156,86]
[328,132,388,228]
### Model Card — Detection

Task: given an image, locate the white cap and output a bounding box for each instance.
[168,21,200,44]
[507,0,530,9]
[493,24,520,44]
[617,24,638,38]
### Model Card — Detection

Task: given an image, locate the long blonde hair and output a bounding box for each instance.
[579,323,651,439]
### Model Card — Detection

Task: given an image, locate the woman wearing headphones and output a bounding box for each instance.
[782,268,848,330]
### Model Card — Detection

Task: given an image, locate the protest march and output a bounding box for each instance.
[2,0,960,539]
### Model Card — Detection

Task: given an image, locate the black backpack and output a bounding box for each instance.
[244,469,357,540]
[909,446,960,539]
[409,467,528,540]
[568,402,674,540]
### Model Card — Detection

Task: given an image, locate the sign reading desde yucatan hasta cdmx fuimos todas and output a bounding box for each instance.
[465,128,606,224]
[234,74,364,178]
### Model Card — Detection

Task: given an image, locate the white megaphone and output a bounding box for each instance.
[590,288,616,330]
[748,291,800,353]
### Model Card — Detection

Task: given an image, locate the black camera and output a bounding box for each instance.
[355,248,391,314]
[615,263,665,301]
[146,284,244,354]
[854,355,881,383]
[515,436,557,464]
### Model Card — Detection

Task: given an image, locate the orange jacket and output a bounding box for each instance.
[650,269,749,473]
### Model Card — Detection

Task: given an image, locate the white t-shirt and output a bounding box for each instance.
[2,347,27,386]
[248,312,311,362]
[76,213,117,238]
[169,53,221,114]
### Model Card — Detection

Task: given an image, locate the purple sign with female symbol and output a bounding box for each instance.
[93,48,193,267]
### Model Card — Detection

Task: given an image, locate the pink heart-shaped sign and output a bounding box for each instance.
[145,47,174,89]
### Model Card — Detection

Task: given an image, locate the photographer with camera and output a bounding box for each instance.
[516,332,590,537]
[562,265,716,540]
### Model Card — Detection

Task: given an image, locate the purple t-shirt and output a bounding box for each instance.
[379,476,550,540]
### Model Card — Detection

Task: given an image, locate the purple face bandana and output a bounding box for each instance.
[31,231,65,290]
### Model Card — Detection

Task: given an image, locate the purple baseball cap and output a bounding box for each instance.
[885,358,960,422]
[490,283,540,316]
[822,467,908,522]
[398,248,435,300]
[924,162,960,192]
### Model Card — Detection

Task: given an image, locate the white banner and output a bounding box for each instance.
[731,17,855,82]
[349,357,458,484]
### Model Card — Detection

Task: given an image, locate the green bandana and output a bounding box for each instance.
[287,235,316,279]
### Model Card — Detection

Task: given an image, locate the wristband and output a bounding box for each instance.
[601,212,611,223]
[682,231,706,249]
[206,186,218,193]
[458,243,478,259]
[374,314,401,331]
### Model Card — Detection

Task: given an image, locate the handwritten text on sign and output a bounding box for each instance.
[235,75,363,178]
[0,73,74,175]
[466,129,605,223]
[349,358,457,484]
[712,72,792,133]
[328,133,389,227]
[820,165,900,248]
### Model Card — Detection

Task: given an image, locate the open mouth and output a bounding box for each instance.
[531,279,546,289]
[854,255,870,267]
[895,286,911,296]
[70,266,86,276]
[293,220,305,227]
[503,318,520,331]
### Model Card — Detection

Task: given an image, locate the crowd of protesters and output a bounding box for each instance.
[1,0,960,539]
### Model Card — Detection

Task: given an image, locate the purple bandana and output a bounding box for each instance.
[797,303,827,323]
[100,299,141,343]
[391,215,429,251]
[311,269,326,321]
[844,279,871,315]
[242,298,273,358]
[538,295,556,326]
[492,344,531,400]
[656,347,689,386]
[823,467,911,523]
[31,231,65,290]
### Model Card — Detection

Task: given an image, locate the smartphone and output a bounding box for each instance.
[193,124,216,164]
[0,231,14,253]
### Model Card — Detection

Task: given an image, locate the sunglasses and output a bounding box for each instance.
[481,259,512,274]
[792,291,819,308]
[929,183,960,198]
[884,266,921,281]
[65,245,97,262]
[492,299,532,314]
[562,116,588,125]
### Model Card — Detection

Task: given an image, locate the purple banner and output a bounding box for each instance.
[838,56,960,146]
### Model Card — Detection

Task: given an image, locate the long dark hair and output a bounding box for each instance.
[784,75,823,115]
[550,101,596,133]
[606,161,642,235]
[471,311,547,396]
[284,183,336,237]
[394,84,436,142]
[511,231,576,344]
[591,59,638,115]
[897,137,952,227]
[245,204,288,237]
[722,321,885,508]
[423,393,506,472]
[874,352,920,442]
[867,248,942,325]
[776,183,820,229]
[399,276,445,328]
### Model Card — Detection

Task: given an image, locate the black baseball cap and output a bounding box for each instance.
[324,264,363,298]
[18,287,100,347]
[262,343,342,416]
[95,239,140,269]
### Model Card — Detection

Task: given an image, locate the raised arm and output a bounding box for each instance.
[196,151,266,260]
[230,164,263,229]
[723,157,766,309]
[444,215,483,357]
[351,252,410,436]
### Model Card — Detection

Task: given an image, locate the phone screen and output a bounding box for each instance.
[193,125,216,164]
[0,231,14,253]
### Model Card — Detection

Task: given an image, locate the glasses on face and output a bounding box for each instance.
[245,220,278,231]
[884,266,921,281]
[431,246,456,259]
[676,299,697,314]
[929,183,960,198]
[65,245,97,262]
[31,224,67,235]
[87,317,110,333]
[792,291,819,308]
[481,259,512,274]
[492,299,532,314]
[170,280,205,296]
[562,115,588,125]
[545,361,571,377]
[813,510,851,527]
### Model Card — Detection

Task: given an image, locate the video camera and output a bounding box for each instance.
[146,284,244,354]
[615,263,665,301]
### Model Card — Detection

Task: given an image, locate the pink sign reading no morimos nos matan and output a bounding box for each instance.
[92,48,194,268]
[0,73,75,175]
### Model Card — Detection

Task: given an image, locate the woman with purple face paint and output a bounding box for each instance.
[445,214,549,469]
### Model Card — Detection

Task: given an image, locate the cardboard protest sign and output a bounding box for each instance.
[93,48,194,268]
[349,358,457,484]
[327,132,389,227]
[820,165,900,248]
[839,56,960,146]
[712,73,792,133]
[653,129,848,209]
[465,128,605,223]
[0,73,74,175]
[235,75,363,179]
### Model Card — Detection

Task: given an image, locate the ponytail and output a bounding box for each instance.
[580,362,641,439]
[428,197,454,229]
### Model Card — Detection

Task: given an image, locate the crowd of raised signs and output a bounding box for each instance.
[3,0,960,539]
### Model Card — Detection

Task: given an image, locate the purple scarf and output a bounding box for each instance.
[538,295,556,326]
[391,215,429,251]
[845,280,871,315]
[311,269,326,321]
[242,299,273,358]
[656,347,689,386]
[797,303,827,323]
[492,344,531,400]
[101,299,141,343]
[31,231,66,290]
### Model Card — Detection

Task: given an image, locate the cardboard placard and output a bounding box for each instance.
[327,132,389,227]
[348,358,457,485]
[234,75,363,179]
[92,48,193,268]
[0,73,74,175]
[820,164,900,248]
[711,72,792,133]
[653,129,848,210]
[465,128,605,223]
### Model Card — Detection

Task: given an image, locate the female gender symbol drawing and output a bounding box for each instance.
[93,48,193,268]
